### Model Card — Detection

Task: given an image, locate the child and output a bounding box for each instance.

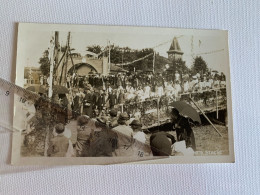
[47,123,69,157]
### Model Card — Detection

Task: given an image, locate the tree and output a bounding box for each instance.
[39,50,50,76]
[191,56,208,75]
[86,45,102,54]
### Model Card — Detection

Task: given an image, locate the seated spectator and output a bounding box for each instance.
[109,109,118,128]
[75,115,92,157]
[47,123,69,157]
[113,113,134,156]
[130,119,146,143]
[87,116,117,157]
[150,132,176,156]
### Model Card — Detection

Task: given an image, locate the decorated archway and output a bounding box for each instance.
[67,63,98,76]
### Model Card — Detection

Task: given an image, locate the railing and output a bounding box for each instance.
[121,87,227,129]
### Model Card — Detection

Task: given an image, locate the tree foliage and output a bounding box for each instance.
[191,56,208,75]
[39,50,50,76]
[86,45,102,54]
[86,44,189,74]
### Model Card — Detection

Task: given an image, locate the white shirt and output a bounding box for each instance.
[183,81,190,93]
[133,131,146,143]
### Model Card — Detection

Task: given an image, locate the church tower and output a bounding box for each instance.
[167,37,183,61]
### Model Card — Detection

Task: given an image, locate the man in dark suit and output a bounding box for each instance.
[107,89,117,109]
[97,89,106,113]
[83,85,93,118]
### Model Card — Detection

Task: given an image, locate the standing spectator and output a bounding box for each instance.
[175,70,180,82]
[170,108,196,150]
[118,89,125,104]
[107,89,117,109]
[183,78,190,93]
[97,89,106,113]
[208,75,214,89]
[66,74,71,88]
[83,84,93,117]
[190,76,199,91]
[174,80,182,97]
[143,82,151,99]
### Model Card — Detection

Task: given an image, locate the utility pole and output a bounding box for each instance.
[64,32,70,84]
[152,51,155,73]
[59,32,70,86]
[48,33,55,98]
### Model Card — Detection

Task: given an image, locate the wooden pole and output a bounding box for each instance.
[108,41,111,73]
[157,98,160,125]
[216,90,219,119]
[152,51,155,73]
[48,33,55,98]
[189,97,223,137]
[63,32,70,85]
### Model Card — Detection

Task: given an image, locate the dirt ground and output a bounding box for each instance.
[144,124,229,156]
[193,124,229,155]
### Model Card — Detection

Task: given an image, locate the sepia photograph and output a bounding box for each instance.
[11,23,234,165]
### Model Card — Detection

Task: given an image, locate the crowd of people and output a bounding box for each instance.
[22,69,226,157]
[62,70,226,120]
[47,106,196,157]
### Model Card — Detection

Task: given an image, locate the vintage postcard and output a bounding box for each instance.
[11,23,234,165]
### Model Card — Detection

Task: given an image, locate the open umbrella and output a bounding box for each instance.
[170,101,201,124]
[26,85,47,94]
[52,85,69,94]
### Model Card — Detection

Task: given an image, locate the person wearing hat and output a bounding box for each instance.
[174,80,182,98]
[150,131,176,156]
[75,115,92,157]
[96,88,106,114]
[109,109,118,128]
[170,108,196,150]
[190,75,199,91]
[183,76,190,93]
[107,89,117,109]
[117,89,125,104]
[87,115,117,157]
[47,123,69,157]
[130,120,146,144]
[112,112,134,156]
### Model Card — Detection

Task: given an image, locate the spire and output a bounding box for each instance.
[167,37,184,60]
[168,37,183,54]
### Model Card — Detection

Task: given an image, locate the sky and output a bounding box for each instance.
[17,27,228,73]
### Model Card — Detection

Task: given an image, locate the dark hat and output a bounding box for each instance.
[130,119,142,127]
[109,109,118,117]
[118,112,129,121]
[96,116,107,125]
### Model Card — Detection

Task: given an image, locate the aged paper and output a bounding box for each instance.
[11,23,234,165]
